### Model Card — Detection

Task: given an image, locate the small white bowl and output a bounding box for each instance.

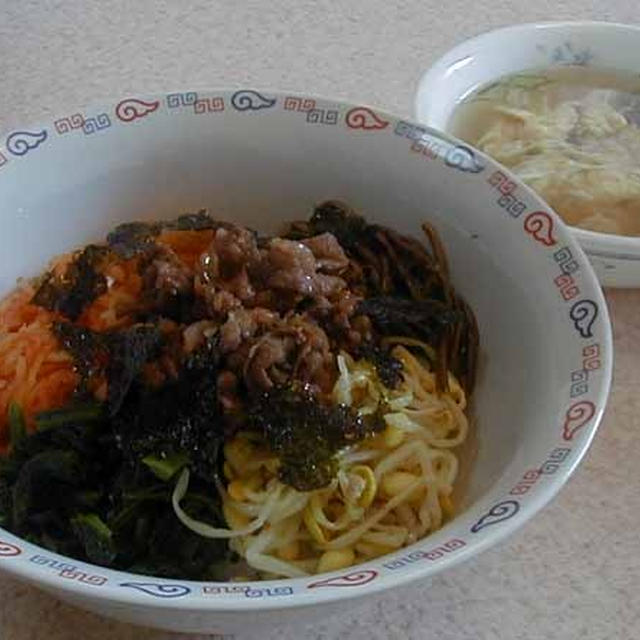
[415,21,640,288]
[0,90,611,634]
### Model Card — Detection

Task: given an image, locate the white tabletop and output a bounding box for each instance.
[1,2,639,639]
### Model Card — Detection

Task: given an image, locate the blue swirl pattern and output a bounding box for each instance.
[231,90,276,111]
[569,300,598,338]
[444,144,485,173]
[471,500,520,533]
[119,582,191,598]
[6,130,48,156]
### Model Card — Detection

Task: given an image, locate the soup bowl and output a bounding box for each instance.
[415,21,640,288]
[0,90,612,635]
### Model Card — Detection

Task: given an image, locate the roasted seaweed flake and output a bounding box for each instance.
[249,385,385,491]
[32,245,111,320]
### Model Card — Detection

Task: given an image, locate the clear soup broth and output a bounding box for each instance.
[449,66,640,237]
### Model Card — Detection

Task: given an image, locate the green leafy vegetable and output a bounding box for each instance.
[35,402,104,431]
[0,336,228,580]
[112,335,222,478]
[8,403,26,449]
[11,449,82,530]
[142,452,189,482]
[71,512,117,565]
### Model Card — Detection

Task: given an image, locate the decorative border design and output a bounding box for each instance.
[167,92,198,108]
[345,107,389,130]
[537,41,594,66]
[470,500,520,533]
[443,144,484,173]
[569,300,599,338]
[119,582,191,598]
[563,401,596,441]
[307,570,378,588]
[539,447,571,474]
[230,90,276,111]
[383,538,465,570]
[30,554,107,585]
[486,170,526,217]
[306,108,339,125]
[0,541,21,556]
[524,211,557,246]
[6,130,48,156]
[83,113,111,135]
[115,98,160,123]
[283,96,316,112]
[194,97,225,114]
[202,584,294,599]
[54,114,84,134]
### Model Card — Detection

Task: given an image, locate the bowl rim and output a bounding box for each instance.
[0,88,613,611]
[414,20,640,254]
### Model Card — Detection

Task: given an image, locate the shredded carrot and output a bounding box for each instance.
[0,289,78,450]
[79,258,143,331]
[0,228,210,448]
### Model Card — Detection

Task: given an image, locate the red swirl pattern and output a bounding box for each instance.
[345,107,389,130]
[524,211,557,246]
[307,569,378,588]
[115,98,160,123]
[0,541,21,556]
[563,401,596,441]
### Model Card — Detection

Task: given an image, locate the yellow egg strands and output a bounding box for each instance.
[172,341,468,578]
[448,67,640,236]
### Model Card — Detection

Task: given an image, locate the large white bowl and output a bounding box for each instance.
[0,90,612,635]
[415,21,640,288]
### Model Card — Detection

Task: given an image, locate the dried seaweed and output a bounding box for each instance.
[353,342,404,389]
[106,221,162,259]
[53,322,163,414]
[0,336,228,580]
[287,200,374,251]
[107,210,217,258]
[32,245,111,320]
[104,326,165,414]
[112,335,222,480]
[249,384,385,491]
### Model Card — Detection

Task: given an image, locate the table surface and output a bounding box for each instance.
[1,2,639,639]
